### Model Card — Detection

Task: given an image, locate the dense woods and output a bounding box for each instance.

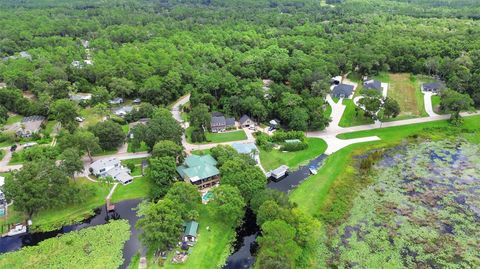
[1,0,479,132]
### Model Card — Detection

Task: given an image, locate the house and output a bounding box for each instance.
[133,98,141,104]
[268,165,289,180]
[331,84,355,99]
[113,106,134,117]
[16,116,45,138]
[184,221,199,242]
[239,115,254,128]
[89,157,133,185]
[109,97,124,105]
[332,76,343,85]
[177,154,220,189]
[363,80,382,94]
[69,93,92,102]
[210,113,235,133]
[422,82,445,93]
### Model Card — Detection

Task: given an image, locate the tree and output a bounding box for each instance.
[151,140,183,163]
[131,108,183,149]
[256,220,301,269]
[190,104,210,130]
[147,156,177,200]
[164,182,201,220]
[60,148,84,178]
[383,97,400,119]
[3,160,72,220]
[136,199,183,251]
[89,120,125,150]
[92,103,110,119]
[220,158,266,202]
[58,130,101,162]
[210,185,246,227]
[108,77,135,98]
[91,86,111,104]
[50,99,79,133]
[0,105,8,124]
[359,95,382,120]
[440,89,474,125]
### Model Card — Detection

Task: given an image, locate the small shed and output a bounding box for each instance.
[184,221,199,241]
[270,165,289,179]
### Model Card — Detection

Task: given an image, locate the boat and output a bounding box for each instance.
[6,224,27,236]
[309,166,317,175]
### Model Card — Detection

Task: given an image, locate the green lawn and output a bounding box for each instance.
[259,138,327,171]
[187,127,247,144]
[79,107,104,127]
[324,103,332,119]
[191,149,211,155]
[338,99,374,127]
[44,120,58,135]
[431,95,443,114]
[4,115,22,125]
[111,177,151,203]
[156,206,235,269]
[291,115,480,216]
[128,141,149,153]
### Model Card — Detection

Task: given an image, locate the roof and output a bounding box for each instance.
[269,119,279,125]
[107,168,133,184]
[332,84,354,98]
[363,80,382,91]
[113,106,134,115]
[332,76,343,82]
[0,176,4,187]
[177,155,219,182]
[232,143,258,154]
[69,93,92,101]
[239,115,251,125]
[211,112,224,117]
[184,221,199,237]
[225,117,235,127]
[19,116,45,132]
[90,157,120,171]
[423,82,445,91]
[211,116,226,127]
[271,165,288,177]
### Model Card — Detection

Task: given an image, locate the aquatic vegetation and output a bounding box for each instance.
[328,140,480,268]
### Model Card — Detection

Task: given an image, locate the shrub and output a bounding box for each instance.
[280,141,308,152]
[271,131,305,143]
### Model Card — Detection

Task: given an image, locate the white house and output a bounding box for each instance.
[90,157,133,185]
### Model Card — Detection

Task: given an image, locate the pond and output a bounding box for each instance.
[0,199,141,269]
[326,140,480,268]
[224,154,328,269]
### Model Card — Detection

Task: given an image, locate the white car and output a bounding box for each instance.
[75,117,85,122]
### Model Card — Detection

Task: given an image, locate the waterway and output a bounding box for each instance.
[0,199,141,269]
[223,154,328,269]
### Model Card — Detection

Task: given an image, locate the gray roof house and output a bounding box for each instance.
[16,116,45,138]
[363,80,382,93]
[239,115,254,128]
[89,157,133,185]
[422,82,445,93]
[210,113,235,133]
[69,93,92,102]
[331,84,355,99]
[113,106,134,117]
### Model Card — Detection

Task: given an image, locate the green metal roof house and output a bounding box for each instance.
[177,154,220,189]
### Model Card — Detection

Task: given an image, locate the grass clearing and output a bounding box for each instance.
[187,127,247,144]
[338,99,374,127]
[111,177,151,203]
[387,73,426,117]
[157,206,235,269]
[128,141,149,153]
[4,115,22,125]
[259,138,327,171]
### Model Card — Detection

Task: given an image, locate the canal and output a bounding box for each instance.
[223,154,328,269]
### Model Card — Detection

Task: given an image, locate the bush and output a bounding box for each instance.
[191,128,206,143]
[280,141,308,152]
[271,131,305,143]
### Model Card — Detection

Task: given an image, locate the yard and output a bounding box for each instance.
[111,176,151,203]
[259,138,328,171]
[145,206,236,269]
[186,127,247,144]
[338,99,374,127]
[387,73,427,117]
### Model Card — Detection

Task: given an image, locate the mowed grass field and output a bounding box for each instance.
[387,73,427,117]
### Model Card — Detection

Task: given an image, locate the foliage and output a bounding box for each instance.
[151,140,183,162]
[50,99,79,133]
[59,148,84,178]
[280,141,308,152]
[271,131,305,143]
[89,120,125,150]
[4,159,81,219]
[383,96,401,118]
[440,89,474,125]
[147,156,177,200]
[0,220,131,269]
[210,185,246,228]
[58,130,101,161]
[164,182,201,220]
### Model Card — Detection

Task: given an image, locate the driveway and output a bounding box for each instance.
[423,91,439,117]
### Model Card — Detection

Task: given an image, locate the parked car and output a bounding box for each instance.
[75,116,85,122]
[10,144,17,152]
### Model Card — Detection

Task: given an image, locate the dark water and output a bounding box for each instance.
[0,199,141,269]
[224,154,328,269]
